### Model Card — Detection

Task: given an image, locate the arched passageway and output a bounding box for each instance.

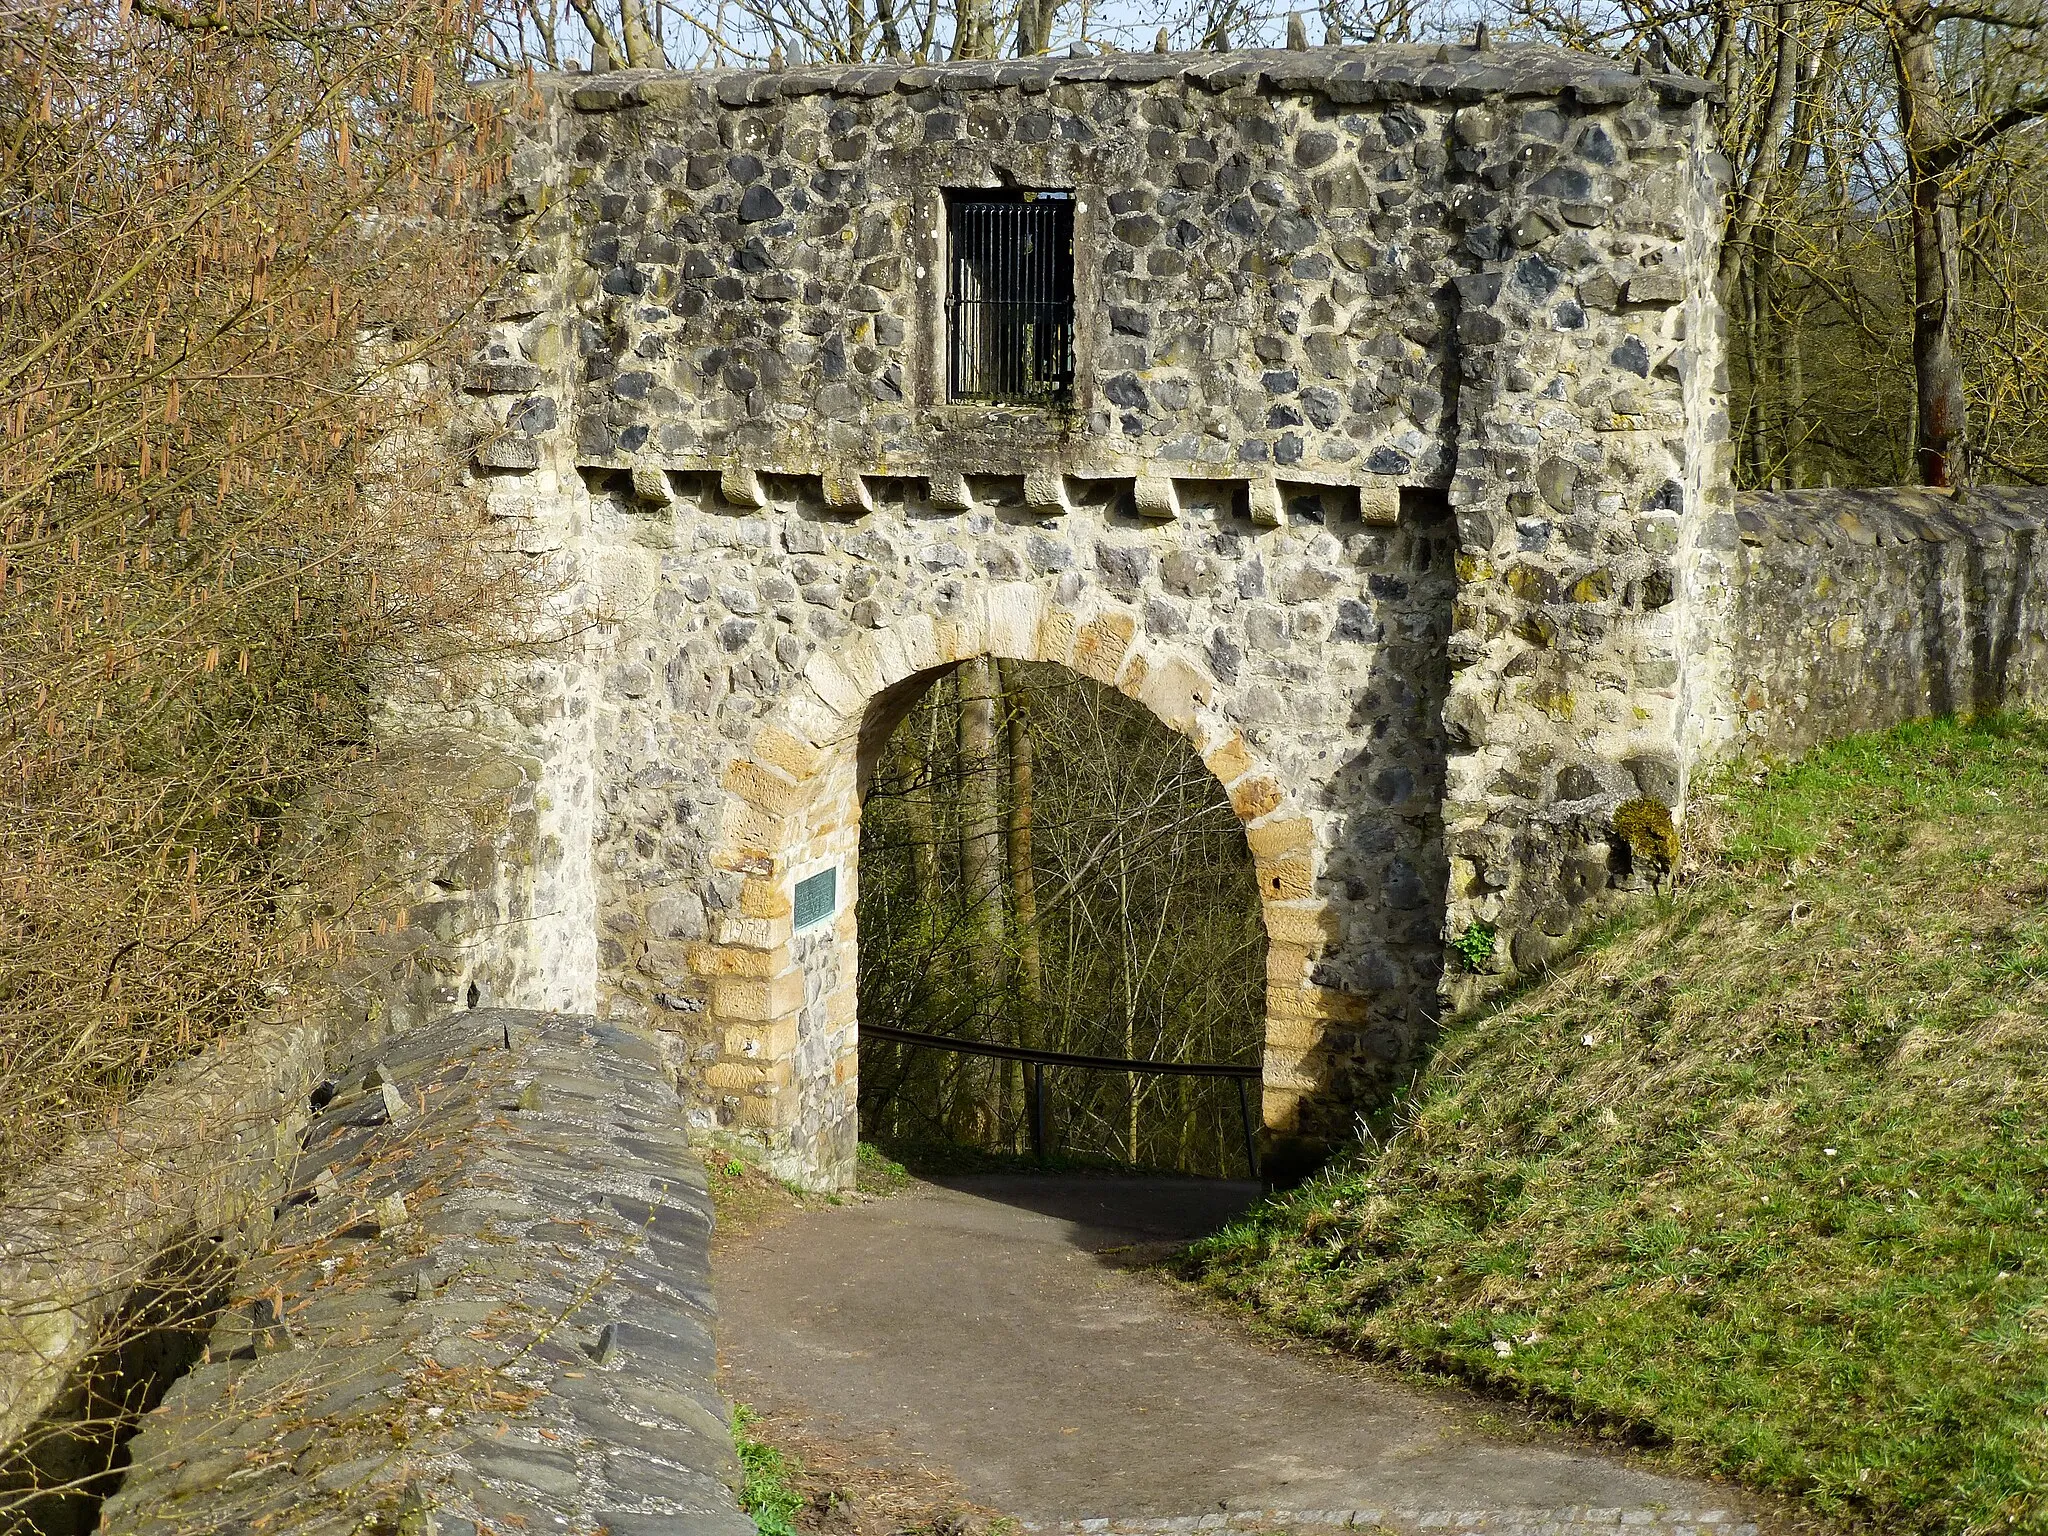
[855,659,1267,1178]
[686,588,1322,1190]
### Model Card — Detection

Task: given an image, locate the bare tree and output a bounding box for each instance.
[1887,0,2048,485]
[0,0,532,1174]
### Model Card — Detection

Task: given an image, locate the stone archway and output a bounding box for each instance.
[688,586,1333,1190]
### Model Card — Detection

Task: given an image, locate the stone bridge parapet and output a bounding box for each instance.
[98,1011,748,1536]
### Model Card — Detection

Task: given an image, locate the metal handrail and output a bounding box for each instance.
[860,1021,1263,1179]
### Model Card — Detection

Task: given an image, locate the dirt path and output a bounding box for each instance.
[714,1175,1782,1536]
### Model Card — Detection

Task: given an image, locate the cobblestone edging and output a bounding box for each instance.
[98,1009,751,1536]
[1022,1509,1757,1536]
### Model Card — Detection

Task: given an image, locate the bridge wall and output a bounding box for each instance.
[97,1011,747,1536]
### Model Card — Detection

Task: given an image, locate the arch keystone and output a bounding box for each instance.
[1035,606,1079,666]
[987,583,1044,656]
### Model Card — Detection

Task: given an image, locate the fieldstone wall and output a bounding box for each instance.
[457,41,1728,1185]
[1692,487,2048,757]
[97,1010,747,1536]
[587,474,1458,1181]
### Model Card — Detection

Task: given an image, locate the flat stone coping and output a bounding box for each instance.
[99,1010,750,1536]
[1735,485,2048,547]
[537,44,1716,113]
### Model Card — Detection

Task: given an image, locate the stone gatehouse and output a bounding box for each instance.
[449,41,1729,1187]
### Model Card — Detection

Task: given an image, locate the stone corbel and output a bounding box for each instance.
[720,464,769,509]
[1023,469,1072,517]
[822,465,874,515]
[1133,475,1181,521]
[1247,476,1284,528]
[927,469,974,512]
[630,465,674,508]
[1359,481,1402,527]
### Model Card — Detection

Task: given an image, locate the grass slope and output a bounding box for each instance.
[1185,714,2048,1534]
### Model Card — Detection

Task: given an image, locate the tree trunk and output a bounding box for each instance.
[875,0,904,56]
[1001,661,1043,1050]
[1014,0,1058,54]
[1718,2,1801,290]
[1894,4,1969,488]
[895,723,943,936]
[616,0,668,67]
[952,0,996,58]
[957,653,1004,1003]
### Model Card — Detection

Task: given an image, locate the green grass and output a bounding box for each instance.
[733,1406,805,1536]
[856,1140,913,1193]
[1183,713,2048,1535]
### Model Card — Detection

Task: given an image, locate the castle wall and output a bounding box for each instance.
[582,473,1456,1182]
[1694,488,2048,759]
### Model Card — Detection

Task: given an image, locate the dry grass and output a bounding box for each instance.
[1186,713,2048,1535]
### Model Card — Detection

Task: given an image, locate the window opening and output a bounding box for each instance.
[945,189,1075,406]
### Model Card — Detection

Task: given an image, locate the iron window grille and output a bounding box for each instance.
[945,189,1075,406]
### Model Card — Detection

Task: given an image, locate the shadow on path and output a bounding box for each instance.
[714,1176,1776,1534]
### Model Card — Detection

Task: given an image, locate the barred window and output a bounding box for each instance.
[945,189,1075,406]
